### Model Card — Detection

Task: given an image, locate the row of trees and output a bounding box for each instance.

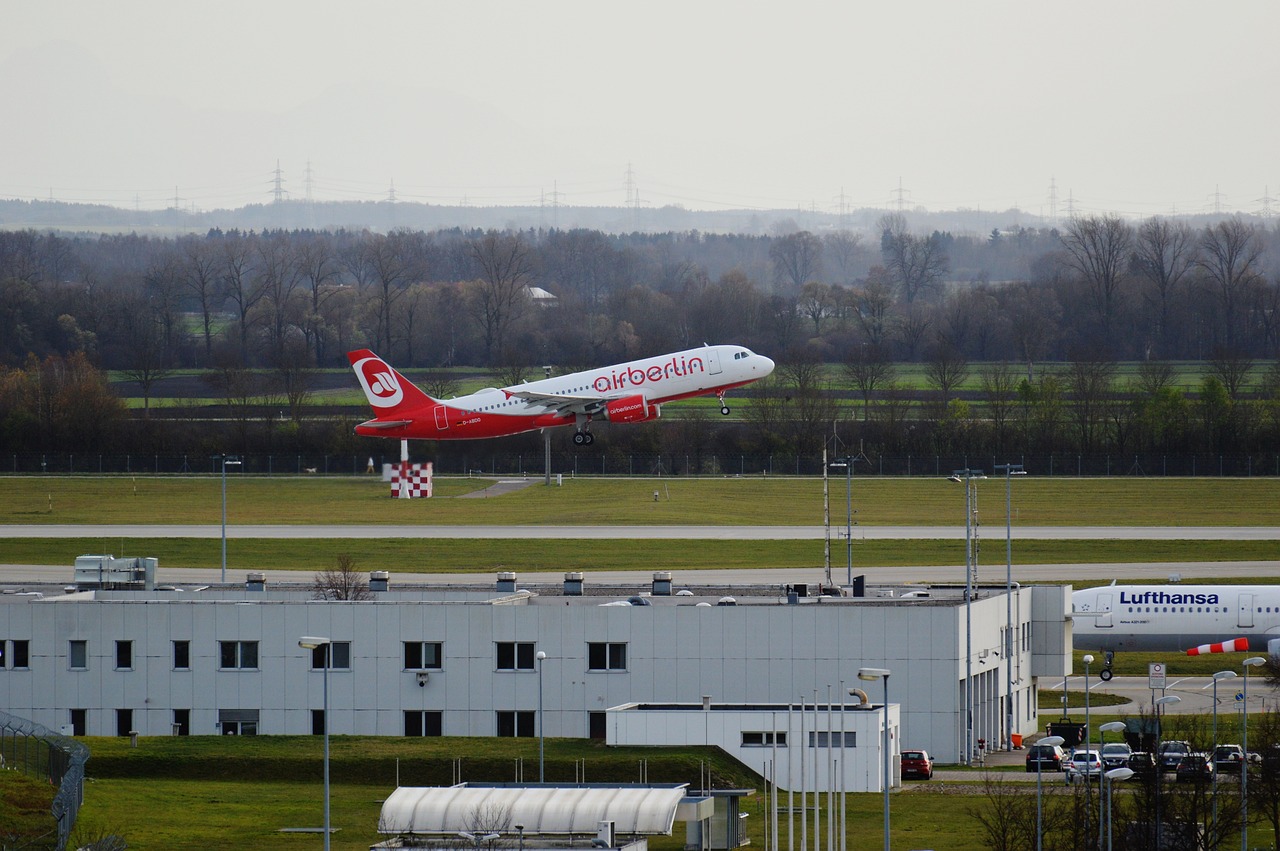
[2,214,1279,378]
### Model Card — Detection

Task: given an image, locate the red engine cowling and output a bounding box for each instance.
[605,395,661,423]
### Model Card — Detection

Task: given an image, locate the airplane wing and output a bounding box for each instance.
[505,389,621,417]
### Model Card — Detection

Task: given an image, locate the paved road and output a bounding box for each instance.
[1,524,1277,539]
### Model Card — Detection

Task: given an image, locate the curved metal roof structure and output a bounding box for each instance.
[378,784,688,837]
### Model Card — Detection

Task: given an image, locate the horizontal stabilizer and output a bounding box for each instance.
[358,419,414,430]
[1186,637,1249,656]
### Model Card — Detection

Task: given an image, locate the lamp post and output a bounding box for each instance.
[220,454,241,583]
[298,636,331,851]
[1099,721,1126,850]
[858,667,892,851]
[1036,734,1065,851]
[948,469,984,765]
[1103,767,1134,851]
[1211,669,1237,844]
[1083,653,1094,844]
[993,463,1024,751]
[535,650,547,782]
[1154,694,1182,849]
[459,831,500,851]
[1242,655,1265,851]
[827,456,855,587]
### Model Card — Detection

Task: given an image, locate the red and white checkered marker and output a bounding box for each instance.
[1186,637,1249,656]
[390,462,433,498]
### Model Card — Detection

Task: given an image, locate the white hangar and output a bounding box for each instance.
[0,571,1072,770]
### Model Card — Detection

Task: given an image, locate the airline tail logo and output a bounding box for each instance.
[354,357,404,408]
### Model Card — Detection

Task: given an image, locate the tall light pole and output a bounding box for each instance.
[535,650,547,782]
[1242,655,1265,851]
[993,463,1024,751]
[827,456,854,587]
[219,454,240,583]
[1103,767,1134,851]
[858,667,891,851]
[948,469,984,765]
[298,636,331,851]
[1036,734,1065,851]
[1082,653,1094,845]
[1154,694,1182,849]
[1099,720,1126,850]
[1211,669,1237,845]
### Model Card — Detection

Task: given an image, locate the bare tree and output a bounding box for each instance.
[468,231,532,364]
[1207,347,1254,400]
[979,361,1017,450]
[1198,217,1264,350]
[769,230,823,294]
[851,268,896,346]
[798,281,833,337]
[218,234,266,364]
[1133,218,1197,358]
[923,340,970,409]
[1065,354,1118,453]
[312,553,373,601]
[878,213,949,303]
[1060,214,1133,341]
[843,343,897,422]
[180,237,220,364]
[822,230,864,285]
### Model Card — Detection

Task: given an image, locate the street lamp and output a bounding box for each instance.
[535,650,547,782]
[1103,767,1134,851]
[948,468,985,765]
[1242,655,1265,851]
[459,831,501,850]
[1154,694,1182,849]
[1099,721,1127,849]
[1036,734,1065,851]
[1083,653,1094,844]
[220,455,241,583]
[858,667,892,851]
[993,463,1024,751]
[1210,669,1237,844]
[298,636,331,851]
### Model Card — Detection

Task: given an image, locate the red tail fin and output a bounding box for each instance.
[348,350,437,418]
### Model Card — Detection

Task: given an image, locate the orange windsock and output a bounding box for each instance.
[1186,637,1250,656]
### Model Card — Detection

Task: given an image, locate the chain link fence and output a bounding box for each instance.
[0,710,88,851]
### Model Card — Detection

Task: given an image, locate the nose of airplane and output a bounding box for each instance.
[758,354,775,375]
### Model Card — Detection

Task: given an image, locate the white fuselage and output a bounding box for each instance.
[1072,584,1280,653]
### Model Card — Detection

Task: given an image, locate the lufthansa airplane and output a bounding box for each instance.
[1072,582,1280,680]
[349,344,775,444]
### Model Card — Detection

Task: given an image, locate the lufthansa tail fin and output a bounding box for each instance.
[348,349,438,421]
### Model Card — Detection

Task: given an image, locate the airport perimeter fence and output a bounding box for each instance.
[6,451,1280,478]
[0,709,88,851]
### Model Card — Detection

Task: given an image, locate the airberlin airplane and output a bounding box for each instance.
[348,344,775,445]
[1072,582,1280,680]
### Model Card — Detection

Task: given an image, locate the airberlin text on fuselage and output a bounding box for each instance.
[592,355,705,394]
[1118,590,1221,605]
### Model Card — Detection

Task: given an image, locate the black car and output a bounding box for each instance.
[1176,754,1214,783]
[1127,751,1158,779]
[1025,743,1067,773]
[1159,740,1192,771]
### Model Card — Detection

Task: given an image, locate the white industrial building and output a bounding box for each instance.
[0,569,1071,776]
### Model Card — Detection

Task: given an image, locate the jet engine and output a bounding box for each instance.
[604,395,661,423]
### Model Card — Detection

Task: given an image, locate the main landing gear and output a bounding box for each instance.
[717,391,730,416]
[572,430,594,446]
[1099,650,1115,681]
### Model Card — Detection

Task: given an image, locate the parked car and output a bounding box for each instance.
[900,749,934,780]
[1066,750,1103,783]
[1159,740,1192,771]
[1026,742,1068,773]
[1127,751,1158,779]
[1213,744,1245,774]
[1176,753,1214,783]
[1101,742,1132,769]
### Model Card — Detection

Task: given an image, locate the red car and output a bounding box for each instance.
[901,749,934,780]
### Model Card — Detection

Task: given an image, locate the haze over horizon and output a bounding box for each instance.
[3,0,1278,219]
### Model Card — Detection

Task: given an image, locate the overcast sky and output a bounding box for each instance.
[3,0,1278,218]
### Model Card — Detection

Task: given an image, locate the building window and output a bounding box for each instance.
[70,709,87,737]
[403,642,443,670]
[742,731,788,747]
[218,709,259,736]
[405,711,443,737]
[808,731,855,747]
[496,642,536,671]
[69,640,88,670]
[173,640,190,670]
[219,641,259,670]
[116,709,133,737]
[115,640,133,670]
[311,642,351,670]
[173,709,190,736]
[2,639,29,669]
[496,710,536,737]
[587,642,627,671]
[311,709,326,736]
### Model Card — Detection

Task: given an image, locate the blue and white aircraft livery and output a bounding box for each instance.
[1072,582,1280,680]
